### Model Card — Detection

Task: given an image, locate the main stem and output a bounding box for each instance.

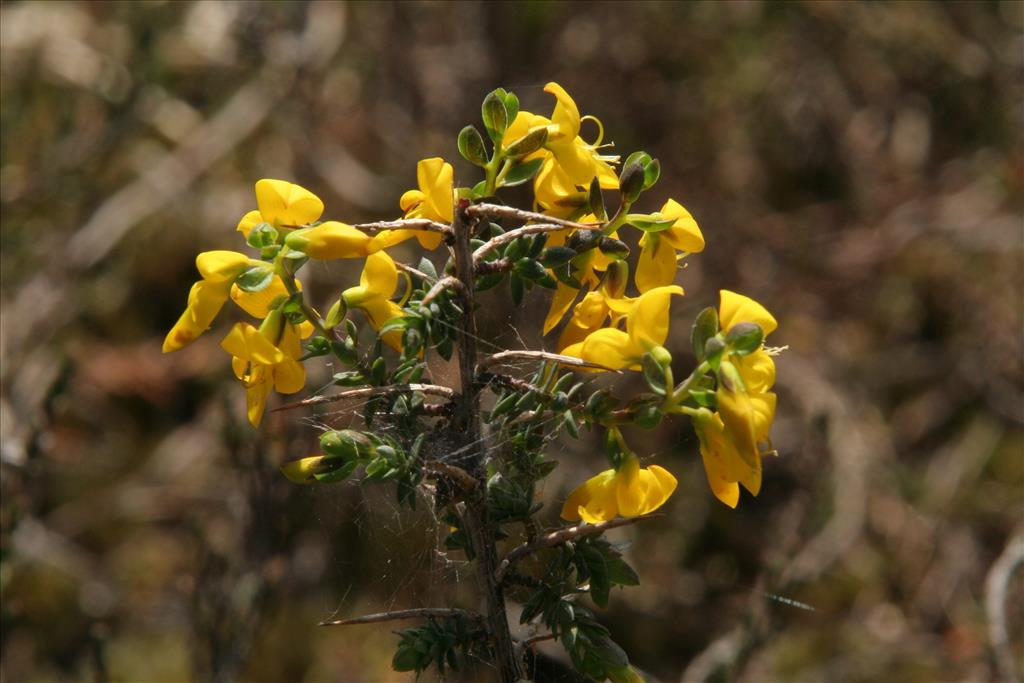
[451,204,522,683]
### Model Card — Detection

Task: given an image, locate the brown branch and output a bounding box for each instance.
[465,203,599,231]
[395,261,436,283]
[472,223,578,262]
[352,218,452,236]
[478,350,618,373]
[420,276,465,306]
[423,460,479,492]
[272,384,456,412]
[495,515,660,584]
[319,608,482,627]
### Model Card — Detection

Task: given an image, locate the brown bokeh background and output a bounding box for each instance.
[2,2,1022,682]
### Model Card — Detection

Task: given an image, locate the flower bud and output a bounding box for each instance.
[598,236,630,260]
[285,222,376,260]
[320,429,376,461]
[280,455,328,483]
[725,322,764,356]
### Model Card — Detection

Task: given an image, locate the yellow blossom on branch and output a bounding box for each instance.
[342,251,406,351]
[373,157,452,251]
[236,179,324,237]
[560,454,677,523]
[635,199,705,293]
[163,250,255,352]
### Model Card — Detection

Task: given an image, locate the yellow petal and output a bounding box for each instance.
[273,358,306,394]
[399,189,425,213]
[254,179,324,228]
[544,82,581,140]
[416,157,454,223]
[660,199,705,253]
[230,275,291,319]
[626,285,683,351]
[245,376,273,427]
[716,387,759,470]
[195,250,251,283]
[719,290,777,336]
[561,469,616,522]
[636,233,679,293]
[702,451,741,508]
[639,465,678,513]
[578,327,638,370]
[220,323,285,365]
[280,455,327,483]
[734,350,776,393]
[236,210,264,238]
[543,281,581,335]
[615,458,646,517]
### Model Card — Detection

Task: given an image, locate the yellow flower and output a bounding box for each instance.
[285,221,378,260]
[237,179,324,237]
[221,319,308,427]
[163,251,254,352]
[561,285,683,371]
[342,251,405,351]
[635,199,705,293]
[539,82,619,191]
[541,218,620,335]
[555,266,634,352]
[560,454,677,523]
[693,291,779,507]
[374,158,452,251]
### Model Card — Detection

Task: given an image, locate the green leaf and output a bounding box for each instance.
[514,257,547,282]
[481,91,508,142]
[510,274,525,306]
[588,176,608,222]
[502,157,544,187]
[502,90,519,122]
[235,264,274,292]
[643,157,661,189]
[641,353,668,396]
[457,125,488,166]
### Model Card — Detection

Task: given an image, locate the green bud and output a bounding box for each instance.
[704,336,726,368]
[642,158,661,190]
[235,263,275,293]
[259,307,284,340]
[457,125,488,166]
[283,227,311,253]
[603,260,629,299]
[566,229,601,252]
[598,236,629,260]
[725,322,764,356]
[618,162,645,203]
[320,429,376,461]
[325,298,347,328]
[691,307,719,362]
[588,176,608,222]
[539,246,576,268]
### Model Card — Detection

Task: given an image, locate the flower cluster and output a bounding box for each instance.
[162,82,784,682]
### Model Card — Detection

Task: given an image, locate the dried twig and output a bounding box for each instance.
[478,350,616,372]
[319,608,482,627]
[472,223,577,262]
[985,531,1024,683]
[465,203,598,231]
[495,515,659,584]
[420,276,465,306]
[272,384,456,412]
[353,218,452,236]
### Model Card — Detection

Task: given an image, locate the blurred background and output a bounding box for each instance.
[2,2,1022,681]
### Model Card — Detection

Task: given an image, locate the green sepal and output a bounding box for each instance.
[704,336,726,370]
[245,222,279,249]
[235,263,275,292]
[725,322,764,356]
[625,213,677,233]
[312,460,359,483]
[504,127,547,159]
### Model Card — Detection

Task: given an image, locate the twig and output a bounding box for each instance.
[420,276,465,306]
[395,261,437,283]
[465,203,598,231]
[985,531,1024,683]
[423,460,479,492]
[272,384,456,412]
[495,515,660,584]
[319,608,482,627]
[479,350,617,373]
[353,218,452,236]
[473,223,578,262]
